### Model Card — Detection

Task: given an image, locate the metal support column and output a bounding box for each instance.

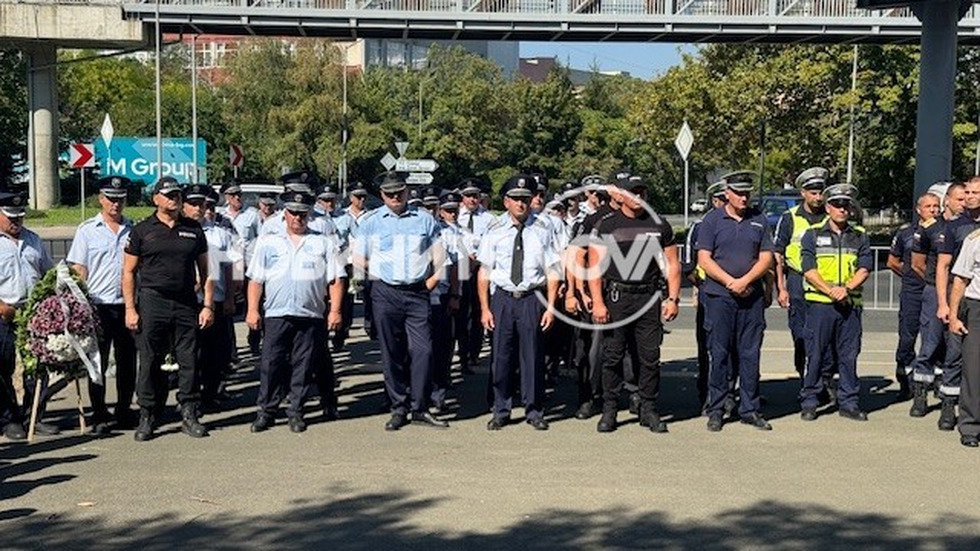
[26,43,59,210]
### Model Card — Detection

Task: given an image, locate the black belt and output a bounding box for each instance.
[606,281,659,295]
[499,287,544,299]
[381,280,428,292]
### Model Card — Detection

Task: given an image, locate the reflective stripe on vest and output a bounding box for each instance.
[785,205,827,273]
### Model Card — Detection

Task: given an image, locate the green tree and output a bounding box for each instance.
[0,49,27,188]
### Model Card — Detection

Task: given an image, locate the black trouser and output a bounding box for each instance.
[257,316,326,418]
[490,291,545,420]
[456,277,484,366]
[0,320,21,427]
[430,295,454,407]
[571,315,601,405]
[372,282,433,415]
[135,289,200,412]
[601,290,663,413]
[198,307,231,402]
[89,304,138,421]
[337,265,355,345]
[695,295,709,407]
[959,298,980,439]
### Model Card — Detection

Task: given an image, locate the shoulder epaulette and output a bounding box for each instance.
[966,227,980,241]
[920,218,936,229]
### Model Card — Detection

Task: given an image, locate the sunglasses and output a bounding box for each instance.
[462,192,479,198]
[382,190,404,199]
[286,209,309,218]
[162,192,183,200]
[508,195,532,203]
[827,199,851,209]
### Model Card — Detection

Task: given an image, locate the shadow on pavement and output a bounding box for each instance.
[0,434,102,502]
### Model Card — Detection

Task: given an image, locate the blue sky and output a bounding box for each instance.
[519,43,695,80]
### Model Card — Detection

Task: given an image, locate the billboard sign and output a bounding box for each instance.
[95,137,207,191]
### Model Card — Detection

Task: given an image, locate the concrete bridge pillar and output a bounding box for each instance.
[26,43,59,210]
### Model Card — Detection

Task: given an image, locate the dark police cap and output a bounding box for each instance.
[280,190,315,213]
[280,170,320,188]
[421,185,441,205]
[0,191,28,218]
[220,180,242,195]
[824,183,858,203]
[204,186,220,204]
[721,170,756,192]
[153,176,182,195]
[98,176,131,198]
[379,172,407,194]
[348,181,369,196]
[182,183,209,201]
[529,173,549,194]
[795,167,830,190]
[706,181,727,199]
[317,184,338,200]
[440,190,461,209]
[614,174,647,190]
[458,177,483,195]
[558,181,581,198]
[407,186,423,206]
[500,174,534,199]
[581,174,605,191]
[258,191,278,205]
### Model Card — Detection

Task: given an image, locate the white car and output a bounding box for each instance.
[690,198,708,214]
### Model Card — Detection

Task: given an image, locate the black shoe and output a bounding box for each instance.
[909,383,928,417]
[251,414,274,433]
[722,397,737,419]
[91,420,112,436]
[33,422,60,436]
[628,393,641,415]
[961,434,980,448]
[640,409,668,433]
[487,416,508,430]
[180,404,208,438]
[429,403,446,416]
[385,413,409,431]
[2,422,26,441]
[597,411,617,433]
[707,413,724,432]
[938,399,957,431]
[838,408,869,421]
[740,413,772,431]
[896,373,912,402]
[288,416,307,433]
[411,411,449,429]
[134,410,155,442]
[323,407,339,422]
[800,408,818,422]
[574,401,597,420]
[526,417,549,431]
[115,408,137,430]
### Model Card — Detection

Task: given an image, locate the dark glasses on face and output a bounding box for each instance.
[382,191,403,199]
[827,199,850,209]
[462,192,479,198]
[286,209,309,218]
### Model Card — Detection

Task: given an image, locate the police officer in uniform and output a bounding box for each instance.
[315,183,339,217]
[887,193,938,400]
[478,175,560,431]
[336,180,375,341]
[798,184,872,421]
[947,225,980,447]
[353,172,448,430]
[430,190,462,412]
[589,176,681,433]
[774,168,829,379]
[696,171,774,432]
[247,189,344,432]
[218,179,260,259]
[457,177,495,372]
[123,177,213,441]
[67,176,138,434]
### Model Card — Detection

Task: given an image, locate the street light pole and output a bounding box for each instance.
[154,0,162,182]
[846,45,858,185]
[191,35,198,184]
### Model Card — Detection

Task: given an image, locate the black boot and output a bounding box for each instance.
[134,409,155,442]
[180,403,208,438]
[639,404,668,433]
[896,372,912,402]
[909,382,928,418]
[938,398,957,431]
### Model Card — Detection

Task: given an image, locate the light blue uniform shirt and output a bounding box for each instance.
[353,205,440,285]
[246,230,343,319]
[66,213,132,305]
[0,228,53,307]
[477,213,559,293]
[202,220,239,303]
[458,206,495,258]
[219,206,260,249]
[432,222,462,300]
[260,210,337,239]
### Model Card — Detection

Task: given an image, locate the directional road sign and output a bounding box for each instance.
[69,143,96,169]
[395,159,439,172]
[406,172,434,185]
[229,144,244,168]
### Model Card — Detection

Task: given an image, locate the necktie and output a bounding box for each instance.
[511,224,524,288]
[467,211,475,232]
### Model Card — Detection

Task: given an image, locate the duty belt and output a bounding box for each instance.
[605,281,660,303]
[501,287,544,299]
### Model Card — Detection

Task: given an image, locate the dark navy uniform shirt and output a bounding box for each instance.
[941,214,980,260]
[125,213,208,296]
[694,206,773,297]
[890,223,924,292]
[912,217,946,286]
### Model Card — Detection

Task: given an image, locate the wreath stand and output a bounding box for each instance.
[27,373,87,443]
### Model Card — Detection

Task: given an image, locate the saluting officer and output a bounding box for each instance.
[798,184,872,421]
[123,177,213,441]
[478,175,560,431]
[457,177,495,373]
[589,175,681,433]
[774,168,829,378]
[353,172,448,431]
[246,189,345,433]
[695,171,774,432]
[67,176,138,434]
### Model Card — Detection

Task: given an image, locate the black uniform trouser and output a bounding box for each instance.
[601,290,663,413]
[958,298,980,438]
[703,292,765,418]
[430,295,454,407]
[336,265,355,345]
[89,304,137,420]
[456,277,485,366]
[695,294,709,406]
[571,316,601,405]
[135,289,200,411]
[373,282,433,415]
[198,307,232,402]
[490,291,545,420]
[896,285,924,376]
[257,316,325,418]
[0,320,21,427]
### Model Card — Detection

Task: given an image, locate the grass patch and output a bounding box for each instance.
[25,206,157,227]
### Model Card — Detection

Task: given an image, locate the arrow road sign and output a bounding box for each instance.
[69,143,96,169]
[229,144,244,168]
[406,172,434,185]
[395,159,439,172]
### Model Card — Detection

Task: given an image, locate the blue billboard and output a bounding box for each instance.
[95,137,207,191]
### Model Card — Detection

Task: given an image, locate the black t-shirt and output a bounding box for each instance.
[126,213,208,296]
[912,217,946,286]
[594,210,675,283]
[573,203,614,240]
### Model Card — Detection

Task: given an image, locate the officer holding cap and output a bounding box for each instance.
[799,184,872,421]
[589,175,681,433]
[774,168,830,379]
[695,170,774,432]
[123,176,213,441]
[457,177,495,373]
[246,189,345,433]
[684,180,727,409]
[67,176,138,434]
[353,172,448,431]
[478,174,560,431]
[0,192,52,440]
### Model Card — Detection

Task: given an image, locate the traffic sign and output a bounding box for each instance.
[675,121,694,161]
[229,144,244,168]
[395,159,439,172]
[101,114,114,148]
[395,141,409,157]
[69,143,96,169]
[406,172,434,185]
[380,152,397,171]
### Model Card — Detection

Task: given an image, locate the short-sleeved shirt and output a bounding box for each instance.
[246,230,342,319]
[458,206,495,257]
[912,217,946,286]
[800,223,873,281]
[773,206,827,255]
[477,213,559,293]
[202,220,239,303]
[0,228,53,308]
[941,215,980,261]
[593,209,675,284]
[259,210,337,239]
[951,228,980,300]
[218,205,259,246]
[889,223,924,292]
[354,205,441,286]
[66,213,132,305]
[125,213,208,297]
[694,206,773,297]
[683,217,704,279]
[432,222,461,299]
